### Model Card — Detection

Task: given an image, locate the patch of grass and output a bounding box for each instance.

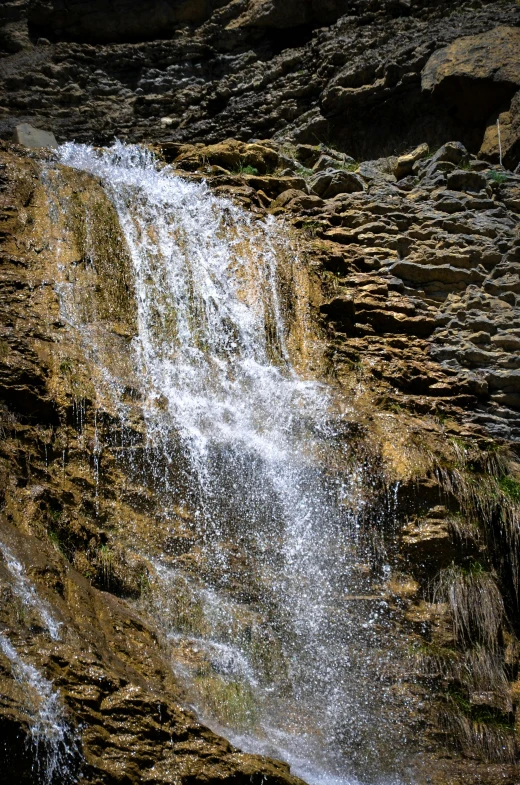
[294,163,315,179]
[301,220,322,237]
[234,164,259,176]
[487,170,509,184]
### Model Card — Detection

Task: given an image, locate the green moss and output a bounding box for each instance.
[447,688,515,730]
[195,676,257,730]
[0,339,9,360]
[499,475,520,502]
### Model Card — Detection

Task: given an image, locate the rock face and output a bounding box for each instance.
[164,137,520,441]
[28,0,216,43]
[1,2,520,784]
[1,136,520,785]
[0,1,519,162]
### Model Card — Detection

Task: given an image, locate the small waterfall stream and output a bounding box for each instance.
[49,143,404,785]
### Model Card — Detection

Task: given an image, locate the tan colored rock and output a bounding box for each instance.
[13,123,58,149]
[394,143,429,179]
[480,90,520,169]
[422,26,520,94]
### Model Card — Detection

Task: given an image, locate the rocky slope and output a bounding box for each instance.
[0,1,519,163]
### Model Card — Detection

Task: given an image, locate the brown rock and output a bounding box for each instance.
[480,90,520,169]
[394,143,429,179]
[422,26,520,124]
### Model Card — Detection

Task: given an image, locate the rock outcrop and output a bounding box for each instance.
[0,1,518,164]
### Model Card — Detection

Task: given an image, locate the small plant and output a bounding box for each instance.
[487,170,508,184]
[301,220,322,237]
[294,163,314,179]
[48,529,63,553]
[235,164,259,176]
[59,357,74,374]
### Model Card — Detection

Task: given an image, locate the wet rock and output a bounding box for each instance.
[12,123,58,149]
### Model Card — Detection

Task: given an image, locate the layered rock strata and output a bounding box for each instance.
[0,1,518,164]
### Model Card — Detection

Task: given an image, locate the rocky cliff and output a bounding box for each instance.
[1,2,520,785]
[0,0,519,163]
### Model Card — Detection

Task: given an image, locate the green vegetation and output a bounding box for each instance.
[0,339,9,360]
[235,164,259,176]
[487,170,509,184]
[499,475,520,502]
[447,688,515,730]
[195,675,257,730]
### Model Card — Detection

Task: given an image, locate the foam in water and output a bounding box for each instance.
[0,634,78,783]
[55,142,404,785]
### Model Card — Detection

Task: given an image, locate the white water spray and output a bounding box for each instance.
[0,634,77,784]
[55,142,404,785]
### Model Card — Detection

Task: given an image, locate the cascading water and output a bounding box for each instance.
[50,142,405,785]
[0,634,77,784]
[1,543,62,641]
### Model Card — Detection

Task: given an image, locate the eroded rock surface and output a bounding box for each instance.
[0,1,518,162]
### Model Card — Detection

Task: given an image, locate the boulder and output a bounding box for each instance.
[446,169,487,193]
[421,26,520,124]
[480,90,520,170]
[394,143,429,179]
[429,141,468,166]
[12,123,58,149]
[309,169,364,198]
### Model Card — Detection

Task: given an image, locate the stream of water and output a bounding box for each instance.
[0,633,76,784]
[54,142,404,785]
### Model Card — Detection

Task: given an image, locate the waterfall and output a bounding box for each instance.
[52,142,403,785]
[0,634,78,784]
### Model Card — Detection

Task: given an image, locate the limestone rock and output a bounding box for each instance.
[394,143,429,179]
[309,169,365,198]
[480,90,520,170]
[12,123,58,149]
[422,26,520,125]
[446,169,487,193]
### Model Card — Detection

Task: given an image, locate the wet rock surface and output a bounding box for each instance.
[1,2,520,783]
[0,144,309,785]
[164,137,520,442]
[0,137,520,785]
